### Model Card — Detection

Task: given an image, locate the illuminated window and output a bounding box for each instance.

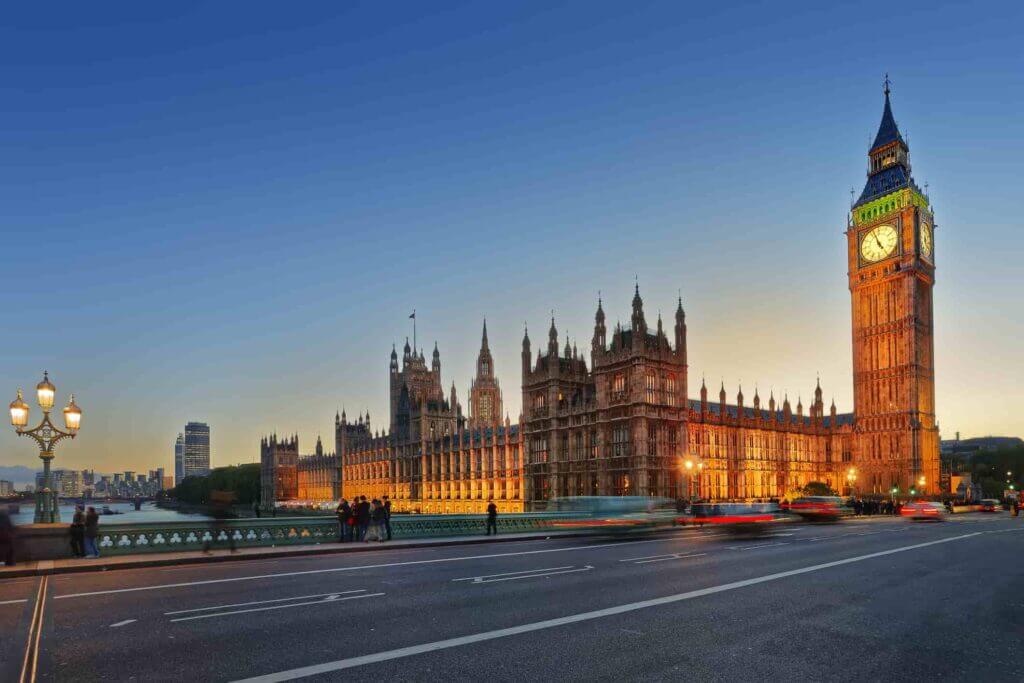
[666,375,676,405]
[613,373,626,394]
[646,372,657,403]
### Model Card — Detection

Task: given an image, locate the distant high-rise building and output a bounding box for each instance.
[0,480,14,497]
[183,422,211,478]
[37,469,83,498]
[174,433,185,484]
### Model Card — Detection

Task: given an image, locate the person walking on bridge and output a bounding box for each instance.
[356,496,371,541]
[486,500,498,536]
[84,506,100,558]
[69,505,86,558]
[336,498,352,542]
[382,495,393,541]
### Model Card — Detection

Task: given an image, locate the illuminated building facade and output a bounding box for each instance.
[263,86,940,509]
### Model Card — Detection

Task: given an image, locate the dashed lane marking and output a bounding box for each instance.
[109,619,136,628]
[169,592,384,623]
[453,565,594,583]
[164,590,368,616]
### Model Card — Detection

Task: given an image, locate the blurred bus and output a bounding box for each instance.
[547,496,677,533]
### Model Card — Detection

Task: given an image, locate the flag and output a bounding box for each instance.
[409,311,416,319]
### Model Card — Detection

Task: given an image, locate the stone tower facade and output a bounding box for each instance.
[470,320,503,425]
[848,82,940,495]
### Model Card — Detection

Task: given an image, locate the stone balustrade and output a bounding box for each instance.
[15,512,570,560]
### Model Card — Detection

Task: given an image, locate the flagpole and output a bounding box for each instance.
[413,309,417,353]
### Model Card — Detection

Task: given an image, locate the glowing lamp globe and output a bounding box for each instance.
[36,371,55,411]
[9,389,29,427]
[63,394,82,432]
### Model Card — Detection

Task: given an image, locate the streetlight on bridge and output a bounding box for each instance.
[8,371,83,523]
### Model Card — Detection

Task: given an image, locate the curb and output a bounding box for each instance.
[0,532,588,578]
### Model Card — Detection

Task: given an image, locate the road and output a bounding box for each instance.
[2,514,1023,682]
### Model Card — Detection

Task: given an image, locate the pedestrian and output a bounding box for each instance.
[69,505,86,558]
[369,499,386,543]
[204,492,237,554]
[382,495,393,541]
[253,501,261,519]
[356,495,371,541]
[336,498,352,542]
[486,499,498,536]
[0,507,15,567]
[83,506,100,558]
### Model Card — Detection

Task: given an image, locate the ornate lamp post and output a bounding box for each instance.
[846,467,857,496]
[8,372,82,523]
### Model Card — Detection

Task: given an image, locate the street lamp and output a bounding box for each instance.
[846,467,857,496]
[918,476,926,493]
[8,372,82,523]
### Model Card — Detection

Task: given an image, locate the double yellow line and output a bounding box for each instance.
[18,575,48,683]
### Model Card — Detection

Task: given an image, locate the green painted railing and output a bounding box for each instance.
[94,513,569,556]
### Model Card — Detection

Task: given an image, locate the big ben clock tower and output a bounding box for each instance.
[848,80,939,495]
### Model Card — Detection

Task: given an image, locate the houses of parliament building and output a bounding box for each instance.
[260,86,941,513]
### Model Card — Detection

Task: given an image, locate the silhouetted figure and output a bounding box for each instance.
[70,505,86,558]
[356,496,371,541]
[486,500,498,535]
[383,495,393,541]
[336,498,352,542]
[369,499,386,542]
[84,506,100,558]
[204,492,237,554]
[0,508,15,566]
[253,501,261,518]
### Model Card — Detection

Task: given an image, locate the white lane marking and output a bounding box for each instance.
[619,552,705,563]
[729,542,789,551]
[109,619,136,628]
[233,531,984,682]
[170,592,384,623]
[53,537,687,600]
[164,590,367,615]
[0,599,28,606]
[454,566,594,583]
[451,566,573,581]
[633,553,706,565]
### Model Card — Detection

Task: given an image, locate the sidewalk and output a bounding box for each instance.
[0,531,578,579]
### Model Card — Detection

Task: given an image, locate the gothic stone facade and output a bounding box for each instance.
[262,88,940,510]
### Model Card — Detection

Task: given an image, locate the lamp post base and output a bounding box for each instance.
[34,489,60,523]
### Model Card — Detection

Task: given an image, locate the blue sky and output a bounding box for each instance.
[2,1,1022,473]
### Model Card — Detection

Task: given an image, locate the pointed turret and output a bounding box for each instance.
[548,315,559,357]
[521,323,532,377]
[769,391,776,418]
[592,296,607,353]
[564,334,571,359]
[631,282,647,334]
[390,343,399,373]
[432,341,441,373]
[674,295,687,360]
[403,337,412,362]
[700,377,708,413]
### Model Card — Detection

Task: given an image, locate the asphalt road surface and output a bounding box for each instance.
[3,514,1023,682]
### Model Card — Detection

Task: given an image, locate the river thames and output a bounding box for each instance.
[7,501,211,525]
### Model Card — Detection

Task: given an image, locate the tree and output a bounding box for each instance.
[169,464,261,506]
[800,481,838,497]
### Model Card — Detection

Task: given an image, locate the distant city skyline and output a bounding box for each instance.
[2,3,1022,472]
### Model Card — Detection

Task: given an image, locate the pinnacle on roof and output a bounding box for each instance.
[481,318,489,350]
[676,295,685,322]
[595,294,605,323]
[871,75,905,151]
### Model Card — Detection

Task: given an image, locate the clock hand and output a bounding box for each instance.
[874,234,885,250]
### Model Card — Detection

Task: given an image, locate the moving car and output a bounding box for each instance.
[787,496,851,521]
[901,501,947,521]
[979,499,1000,513]
[679,502,784,535]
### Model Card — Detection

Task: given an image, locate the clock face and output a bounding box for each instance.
[919,221,933,259]
[860,224,899,263]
